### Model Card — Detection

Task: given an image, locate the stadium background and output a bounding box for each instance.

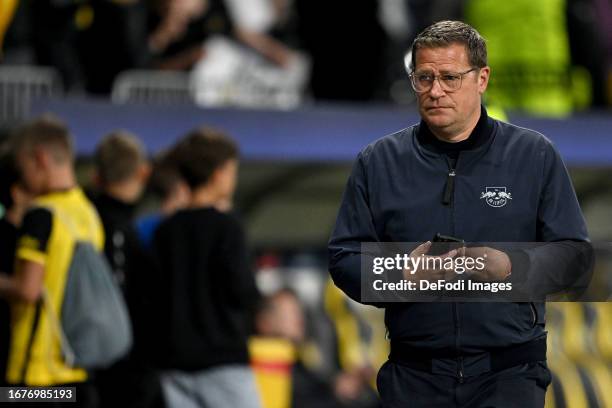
[0,0,611,407]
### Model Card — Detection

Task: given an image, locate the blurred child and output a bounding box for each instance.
[91,131,165,408]
[152,127,261,408]
[92,130,150,288]
[0,116,103,405]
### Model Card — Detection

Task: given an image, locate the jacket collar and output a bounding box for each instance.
[416,105,494,156]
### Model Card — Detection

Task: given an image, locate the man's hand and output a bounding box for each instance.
[402,241,460,282]
[463,247,511,281]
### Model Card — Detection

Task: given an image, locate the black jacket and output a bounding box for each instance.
[328,113,589,361]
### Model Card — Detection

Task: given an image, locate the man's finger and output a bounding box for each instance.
[411,241,432,257]
[438,248,458,259]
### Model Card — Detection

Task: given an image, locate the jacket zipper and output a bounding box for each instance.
[442,169,456,206]
[445,156,463,382]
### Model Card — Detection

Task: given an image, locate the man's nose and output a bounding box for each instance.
[429,78,446,98]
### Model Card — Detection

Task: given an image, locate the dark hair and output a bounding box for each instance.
[11,114,73,162]
[175,127,238,189]
[95,130,146,184]
[409,20,487,71]
[148,148,183,200]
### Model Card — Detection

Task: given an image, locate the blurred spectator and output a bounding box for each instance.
[250,289,303,408]
[294,0,386,101]
[91,130,150,288]
[254,254,383,408]
[0,115,103,405]
[151,127,261,408]
[464,0,591,115]
[148,0,298,70]
[255,288,305,343]
[319,280,382,408]
[0,147,31,387]
[78,0,150,94]
[224,0,298,45]
[147,0,232,70]
[594,0,612,106]
[90,131,165,408]
[151,0,308,108]
[136,147,190,250]
[377,0,414,104]
[566,0,609,107]
[594,0,612,102]
[0,0,32,64]
[0,0,18,59]
[29,0,87,90]
[251,287,377,408]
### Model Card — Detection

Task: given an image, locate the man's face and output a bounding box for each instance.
[413,43,489,137]
[16,148,47,196]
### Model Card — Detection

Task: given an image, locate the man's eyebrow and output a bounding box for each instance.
[414,69,464,75]
[438,69,467,75]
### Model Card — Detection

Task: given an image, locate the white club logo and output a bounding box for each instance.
[480,187,512,208]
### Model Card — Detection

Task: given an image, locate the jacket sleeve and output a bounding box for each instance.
[511,140,593,297]
[328,151,380,303]
[536,140,589,242]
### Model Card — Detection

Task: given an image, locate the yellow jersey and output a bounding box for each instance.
[7,187,104,385]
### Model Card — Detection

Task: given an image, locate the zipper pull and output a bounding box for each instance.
[443,170,456,206]
[458,356,464,383]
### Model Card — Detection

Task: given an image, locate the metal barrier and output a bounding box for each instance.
[111,70,192,105]
[0,65,61,124]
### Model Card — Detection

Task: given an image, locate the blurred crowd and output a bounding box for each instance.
[0,0,611,112]
[0,117,387,408]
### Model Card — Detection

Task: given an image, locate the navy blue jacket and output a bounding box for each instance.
[328,112,589,359]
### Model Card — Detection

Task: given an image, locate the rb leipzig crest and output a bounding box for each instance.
[480,187,512,208]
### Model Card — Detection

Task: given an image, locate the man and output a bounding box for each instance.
[0,116,103,407]
[329,21,589,407]
[152,128,261,408]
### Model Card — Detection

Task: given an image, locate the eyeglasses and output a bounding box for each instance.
[409,68,478,93]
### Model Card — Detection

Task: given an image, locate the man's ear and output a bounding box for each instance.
[478,66,490,94]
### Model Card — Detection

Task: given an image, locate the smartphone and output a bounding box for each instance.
[430,233,465,256]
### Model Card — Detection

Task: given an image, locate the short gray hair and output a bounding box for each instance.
[409,21,487,71]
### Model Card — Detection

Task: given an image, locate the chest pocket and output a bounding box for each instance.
[454,174,541,242]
